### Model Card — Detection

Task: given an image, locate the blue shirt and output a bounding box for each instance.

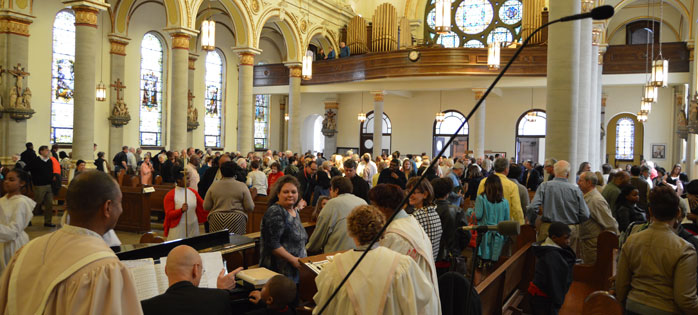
[526,178,590,225]
[339,46,350,58]
[447,172,463,207]
[327,50,336,60]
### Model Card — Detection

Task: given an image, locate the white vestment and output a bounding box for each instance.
[0,195,34,271]
[380,211,441,314]
[313,246,438,315]
[0,225,142,315]
[168,187,200,241]
[60,212,121,247]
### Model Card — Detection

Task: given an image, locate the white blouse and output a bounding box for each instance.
[0,194,34,271]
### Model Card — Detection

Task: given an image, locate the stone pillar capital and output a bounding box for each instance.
[287,65,302,78]
[324,100,339,109]
[108,34,130,55]
[233,47,262,66]
[188,53,199,70]
[63,0,110,11]
[371,91,384,102]
[581,0,594,13]
[473,89,486,100]
[0,13,33,37]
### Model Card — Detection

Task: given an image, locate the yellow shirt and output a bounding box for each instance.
[477,173,524,224]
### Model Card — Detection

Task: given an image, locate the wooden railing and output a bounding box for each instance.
[253,42,689,87]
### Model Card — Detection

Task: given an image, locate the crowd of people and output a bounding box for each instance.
[2,140,698,314]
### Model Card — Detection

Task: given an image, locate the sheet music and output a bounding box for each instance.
[305,260,331,275]
[198,251,225,288]
[122,258,159,301]
[154,257,168,294]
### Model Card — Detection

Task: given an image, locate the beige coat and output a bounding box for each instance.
[579,189,619,264]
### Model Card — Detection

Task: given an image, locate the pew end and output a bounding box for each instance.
[139,232,165,244]
[573,231,619,290]
[582,291,622,315]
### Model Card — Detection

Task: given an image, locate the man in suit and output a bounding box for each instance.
[297,159,318,206]
[20,142,35,165]
[524,160,541,191]
[141,245,242,315]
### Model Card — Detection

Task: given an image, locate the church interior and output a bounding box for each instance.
[0,0,697,314]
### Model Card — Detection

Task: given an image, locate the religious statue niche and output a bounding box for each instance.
[109,78,131,127]
[688,96,698,134]
[187,89,199,131]
[3,64,35,121]
[141,72,159,110]
[322,109,337,137]
[54,59,74,101]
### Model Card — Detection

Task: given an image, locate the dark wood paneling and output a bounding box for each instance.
[116,186,151,233]
[252,42,690,87]
[603,42,689,74]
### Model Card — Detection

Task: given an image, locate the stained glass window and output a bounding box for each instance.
[425,0,522,48]
[204,50,224,148]
[139,33,164,147]
[615,118,635,160]
[254,95,270,150]
[50,11,76,144]
[517,111,546,136]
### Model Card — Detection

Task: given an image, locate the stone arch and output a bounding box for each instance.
[305,26,339,55]
[606,16,681,44]
[113,0,185,35]
[191,0,253,48]
[255,8,304,62]
[606,112,644,167]
[193,8,238,50]
[607,0,690,42]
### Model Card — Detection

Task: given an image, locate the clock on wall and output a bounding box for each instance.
[408,50,421,62]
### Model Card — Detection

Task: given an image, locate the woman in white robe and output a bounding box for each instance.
[313,205,439,315]
[0,169,35,270]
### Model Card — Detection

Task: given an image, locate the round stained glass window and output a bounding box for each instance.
[487,27,513,44]
[455,0,494,34]
[437,32,461,48]
[499,0,523,25]
[427,8,436,28]
[464,39,485,48]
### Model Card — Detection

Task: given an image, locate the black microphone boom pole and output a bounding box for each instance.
[315,5,614,314]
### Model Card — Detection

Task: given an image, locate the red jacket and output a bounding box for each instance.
[163,188,207,237]
[267,171,285,194]
[50,157,61,175]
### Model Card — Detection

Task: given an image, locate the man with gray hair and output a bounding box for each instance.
[543,158,557,182]
[577,171,619,264]
[477,158,524,224]
[527,160,590,248]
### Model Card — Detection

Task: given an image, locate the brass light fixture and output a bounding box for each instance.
[358,92,366,122]
[434,0,451,35]
[488,41,501,70]
[526,89,536,122]
[642,84,657,103]
[436,91,445,122]
[637,111,648,123]
[650,0,667,87]
[96,13,106,101]
[201,1,216,51]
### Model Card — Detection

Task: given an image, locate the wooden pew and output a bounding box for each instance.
[148,183,176,220]
[475,225,537,315]
[559,231,619,315]
[582,291,623,315]
[115,185,152,232]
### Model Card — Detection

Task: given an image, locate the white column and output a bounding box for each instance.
[589,40,599,169]
[233,48,260,154]
[471,89,486,159]
[287,63,302,154]
[187,53,198,147]
[372,92,384,158]
[167,30,193,152]
[545,0,581,183]
[576,13,592,167]
[71,3,109,163]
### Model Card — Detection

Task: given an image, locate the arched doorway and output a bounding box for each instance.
[515,110,546,164]
[606,113,644,167]
[302,114,324,154]
[433,110,469,158]
[359,111,392,156]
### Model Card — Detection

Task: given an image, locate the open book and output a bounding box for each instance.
[122,251,225,301]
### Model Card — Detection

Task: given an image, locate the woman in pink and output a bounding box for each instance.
[267,162,285,195]
[140,154,154,185]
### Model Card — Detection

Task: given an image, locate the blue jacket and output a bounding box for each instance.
[327,50,336,59]
[339,46,350,58]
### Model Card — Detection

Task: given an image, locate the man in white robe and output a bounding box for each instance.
[0,171,142,315]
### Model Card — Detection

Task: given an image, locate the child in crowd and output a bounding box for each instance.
[247,275,297,314]
[468,174,509,270]
[0,169,35,271]
[528,222,577,315]
[614,185,646,233]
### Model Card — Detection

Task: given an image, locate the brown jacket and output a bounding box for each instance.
[616,222,698,314]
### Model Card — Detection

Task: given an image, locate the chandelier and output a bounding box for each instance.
[96,81,106,101]
[642,84,657,103]
[488,42,501,70]
[201,19,216,51]
[302,50,313,80]
[637,111,648,123]
[650,0,668,87]
[641,99,652,113]
[358,92,366,122]
[436,90,445,122]
[434,0,451,34]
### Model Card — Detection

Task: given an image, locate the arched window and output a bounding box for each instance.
[254,95,270,150]
[425,0,523,48]
[50,10,76,144]
[515,110,546,164]
[139,33,165,147]
[433,110,469,158]
[359,111,392,156]
[615,118,635,160]
[606,114,643,167]
[626,20,660,45]
[204,50,224,148]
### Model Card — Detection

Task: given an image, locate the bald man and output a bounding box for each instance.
[141,245,242,315]
[0,171,142,314]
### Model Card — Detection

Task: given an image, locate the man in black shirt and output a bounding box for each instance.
[378,158,407,189]
[27,146,56,227]
[112,146,129,177]
[20,142,35,165]
[343,159,369,203]
[296,160,317,206]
